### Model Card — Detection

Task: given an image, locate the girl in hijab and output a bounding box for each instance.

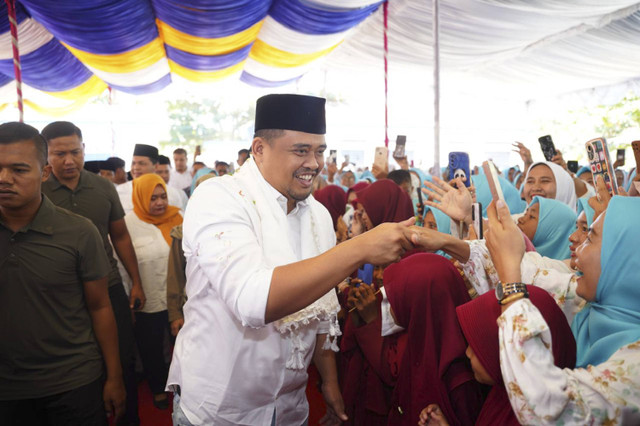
[343,182,369,238]
[350,179,414,237]
[313,185,348,243]
[188,166,215,197]
[517,196,577,261]
[339,180,415,425]
[522,161,578,210]
[125,174,183,408]
[576,165,594,187]
[382,254,485,426]
[486,196,640,424]
[418,285,576,426]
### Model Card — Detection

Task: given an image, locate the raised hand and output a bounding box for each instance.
[422,176,472,223]
[551,149,568,172]
[485,200,524,284]
[588,174,612,219]
[512,142,533,172]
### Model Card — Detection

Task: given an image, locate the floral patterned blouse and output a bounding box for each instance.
[461,240,586,324]
[499,299,640,425]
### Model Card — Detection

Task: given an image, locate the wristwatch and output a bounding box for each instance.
[495,282,529,305]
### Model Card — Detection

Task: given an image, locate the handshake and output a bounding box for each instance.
[351,217,450,266]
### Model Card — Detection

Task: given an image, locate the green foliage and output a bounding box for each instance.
[159,98,254,151]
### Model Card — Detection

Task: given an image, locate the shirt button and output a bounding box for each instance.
[397,406,404,415]
[10,238,15,243]
[9,253,16,257]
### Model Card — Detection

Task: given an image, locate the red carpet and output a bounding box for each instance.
[130,365,327,425]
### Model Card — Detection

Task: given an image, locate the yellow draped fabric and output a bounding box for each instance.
[249,39,341,68]
[43,75,107,100]
[157,19,262,56]
[168,60,245,82]
[62,38,166,73]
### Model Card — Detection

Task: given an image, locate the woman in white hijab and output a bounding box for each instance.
[522,161,579,211]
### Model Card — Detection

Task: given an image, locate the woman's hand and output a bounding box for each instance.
[485,200,524,284]
[408,225,446,252]
[588,175,612,219]
[512,142,533,172]
[347,283,379,324]
[422,176,473,224]
[350,210,365,237]
[419,404,450,426]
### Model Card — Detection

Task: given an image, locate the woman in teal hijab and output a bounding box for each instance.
[472,173,527,217]
[519,196,577,260]
[576,198,595,227]
[189,167,216,196]
[572,196,640,367]
[358,170,376,183]
[423,205,451,235]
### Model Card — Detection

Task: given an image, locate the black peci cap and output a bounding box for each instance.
[254,94,326,135]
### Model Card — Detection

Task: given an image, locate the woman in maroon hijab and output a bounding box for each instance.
[314,185,348,242]
[384,253,485,426]
[355,179,415,229]
[419,285,576,425]
[339,180,416,425]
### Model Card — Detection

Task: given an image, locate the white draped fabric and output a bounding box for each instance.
[0,18,52,60]
[327,0,640,98]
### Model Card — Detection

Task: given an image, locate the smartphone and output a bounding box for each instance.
[393,135,407,159]
[538,135,557,161]
[328,149,337,164]
[374,146,388,170]
[344,154,350,164]
[472,202,483,239]
[616,149,625,166]
[585,137,617,195]
[482,160,505,203]
[448,152,471,187]
[633,141,640,170]
[567,160,579,174]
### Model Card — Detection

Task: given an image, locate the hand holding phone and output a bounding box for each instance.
[585,138,617,196]
[373,146,389,173]
[448,152,471,187]
[482,161,505,203]
[393,135,407,159]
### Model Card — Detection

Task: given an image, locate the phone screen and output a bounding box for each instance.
[329,150,337,164]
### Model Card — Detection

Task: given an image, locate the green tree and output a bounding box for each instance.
[159,98,254,151]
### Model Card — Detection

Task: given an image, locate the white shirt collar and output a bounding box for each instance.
[257,168,310,216]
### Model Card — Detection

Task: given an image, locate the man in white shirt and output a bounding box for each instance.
[167,94,415,426]
[170,148,193,191]
[116,144,187,213]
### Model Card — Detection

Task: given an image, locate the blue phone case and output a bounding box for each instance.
[448,152,471,187]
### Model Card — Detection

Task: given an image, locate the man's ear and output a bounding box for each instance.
[41,164,52,182]
[251,137,266,163]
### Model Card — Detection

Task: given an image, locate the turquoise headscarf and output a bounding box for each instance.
[572,196,640,367]
[190,167,215,196]
[576,198,595,227]
[423,205,451,235]
[358,170,376,183]
[472,173,527,217]
[576,165,591,180]
[529,196,576,260]
[409,168,432,215]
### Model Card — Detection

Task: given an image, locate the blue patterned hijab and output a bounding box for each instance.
[572,197,640,367]
[530,196,576,260]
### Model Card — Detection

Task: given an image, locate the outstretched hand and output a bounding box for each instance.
[357,217,415,266]
[419,404,450,426]
[422,176,473,223]
[485,200,524,284]
[512,142,533,171]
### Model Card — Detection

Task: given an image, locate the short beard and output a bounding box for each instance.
[287,187,312,202]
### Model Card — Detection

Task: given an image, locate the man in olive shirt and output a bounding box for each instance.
[41,121,144,426]
[0,122,125,424]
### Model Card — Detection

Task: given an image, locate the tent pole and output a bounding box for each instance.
[5,0,24,122]
[432,0,440,174]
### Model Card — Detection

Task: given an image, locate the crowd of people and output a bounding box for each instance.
[1,93,639,426]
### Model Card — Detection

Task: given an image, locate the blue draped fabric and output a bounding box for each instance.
[165,44,252,71]
[20,0,158,54]
[0,39,93,92]
[152,0,271,38]
[269,0,382,35]
[108,73,172,95]
[240,71,300,87]
[0,73,13,87]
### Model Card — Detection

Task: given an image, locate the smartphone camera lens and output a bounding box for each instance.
[587,145,594,160]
